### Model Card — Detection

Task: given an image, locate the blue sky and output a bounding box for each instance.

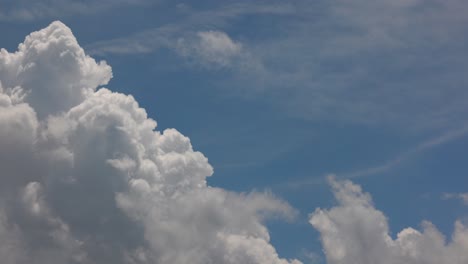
[1,1,468,263]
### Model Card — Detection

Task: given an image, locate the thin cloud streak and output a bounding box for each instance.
[344,124,468,179]
[86,2,296,56]
[85,0,468,132]
[0,0,154,21]
[284,124,468,189]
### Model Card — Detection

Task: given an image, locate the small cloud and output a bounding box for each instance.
[442,192,468,205]
[176,30,243,68]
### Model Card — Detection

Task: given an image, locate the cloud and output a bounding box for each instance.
[310,177,468,264]
[256,0,468,128]
[0,21,112,118]
[176,31,243,67]
[341,124,468,179]
[0,0,152,21]
[89,25,262,71]
[84,0,468,130]
[86,2,295,56]
[283,124,468,190]
[442,193,468,206]
[0,21,300,264]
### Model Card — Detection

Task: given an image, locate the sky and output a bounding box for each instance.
[0,0,468,263]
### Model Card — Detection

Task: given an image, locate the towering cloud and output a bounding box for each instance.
[0,21,300,264]
[310,177,468,264]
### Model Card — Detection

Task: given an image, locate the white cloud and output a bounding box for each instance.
[0,21,300,264]
[86,2,296,56]
[310,176,468,264]
[442,193,468,205]
[176,31,243,67]
[0,21,112,119]
[89,26,261,71]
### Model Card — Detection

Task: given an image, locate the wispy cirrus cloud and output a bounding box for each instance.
[85,0,468,131]
[284,123,468,189]
[253,0,468,128]
[0,0,153,21]
[342,123,468,179]
[86,2,296,56]
[176,30,243,68]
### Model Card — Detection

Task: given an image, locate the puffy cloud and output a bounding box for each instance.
[0,21,112,119]
[310,176,468,264]
[176,31,243,67]
[0,21,299,264]
[0,88,38,194]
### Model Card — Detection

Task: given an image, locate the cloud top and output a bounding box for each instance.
[0,21,112,118]
[310,177,468,264]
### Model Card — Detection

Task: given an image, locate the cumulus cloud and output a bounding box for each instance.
[0,21,112,118]
[310,177,468,264]
[0,21,300,264]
